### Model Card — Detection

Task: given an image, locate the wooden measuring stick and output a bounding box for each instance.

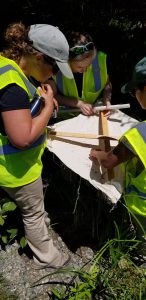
[47,129,118,140]
[99,111,114,181]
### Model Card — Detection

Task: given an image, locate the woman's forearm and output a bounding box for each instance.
[56,94,79,107]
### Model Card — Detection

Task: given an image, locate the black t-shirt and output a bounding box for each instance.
[73,73,83,98]
[0,84,29,134]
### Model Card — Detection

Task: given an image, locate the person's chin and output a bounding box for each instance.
[141,103,146,109]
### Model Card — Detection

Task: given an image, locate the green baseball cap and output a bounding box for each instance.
[121,57,146,93]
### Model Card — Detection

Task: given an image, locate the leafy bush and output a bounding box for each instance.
[0,197,27,248]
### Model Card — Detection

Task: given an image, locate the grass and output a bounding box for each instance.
[32,237,146,299]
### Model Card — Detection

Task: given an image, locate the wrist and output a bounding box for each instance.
[76,99,82,108]
[103,98,111,106]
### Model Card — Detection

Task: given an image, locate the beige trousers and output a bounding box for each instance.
[2,177,61,266]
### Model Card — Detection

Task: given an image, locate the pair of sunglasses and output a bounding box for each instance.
[69,42,94,56]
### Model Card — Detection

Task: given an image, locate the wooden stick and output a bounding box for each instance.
[100,111,108,135]
[47,129,118,140]
[99,112,114,181]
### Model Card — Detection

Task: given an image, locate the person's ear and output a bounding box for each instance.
[35,52,44,61]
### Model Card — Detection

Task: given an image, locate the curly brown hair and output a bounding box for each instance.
[2,22,36,63]
[66,31,93,47]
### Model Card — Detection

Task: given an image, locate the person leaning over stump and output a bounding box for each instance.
[52,30,112,116]
[90,57,146,264]
[0,22,73,269]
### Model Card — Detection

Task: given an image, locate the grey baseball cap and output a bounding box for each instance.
[28,24,73,79]
[121,57,146,93]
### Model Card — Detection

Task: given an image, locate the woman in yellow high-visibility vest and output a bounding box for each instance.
[53,31,112,116]
[0,22,73,269]
[90,57,146,264]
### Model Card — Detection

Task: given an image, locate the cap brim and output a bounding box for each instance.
[56,61,73,79]
[121,79,146,94]
[121,80,137,94]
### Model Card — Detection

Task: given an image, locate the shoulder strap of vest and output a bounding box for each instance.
[56,52,102,94]
[92,54,101,91]
[135,122,146,143]
[0,65,36,98]
[56,71,63,94]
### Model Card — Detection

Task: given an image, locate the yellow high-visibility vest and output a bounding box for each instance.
[0,55,46,187]
[121,121,146,216]
[54,51,107,104]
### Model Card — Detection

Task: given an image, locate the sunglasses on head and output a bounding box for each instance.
[69,42,94,56]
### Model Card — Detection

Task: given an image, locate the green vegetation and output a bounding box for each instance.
[0,196,27,248]
[0,197,17,245]
[34,238,146,299]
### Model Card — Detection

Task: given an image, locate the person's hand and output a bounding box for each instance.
[41,83,59,112]
[53,97,59,112]
[44,80,57,96]
[89,148,107,162]
[103,99,113,118]
[38,85,54,112]
[89,148,99,161]
[77,100,95,116]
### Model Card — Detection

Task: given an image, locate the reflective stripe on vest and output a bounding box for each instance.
[92,55,101,91]
[136,122,146,143]
[0,133,46,155]
[121,121,146,215]
[0,65,36,98]
[56,55,101,94]
[125,185,146,199]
